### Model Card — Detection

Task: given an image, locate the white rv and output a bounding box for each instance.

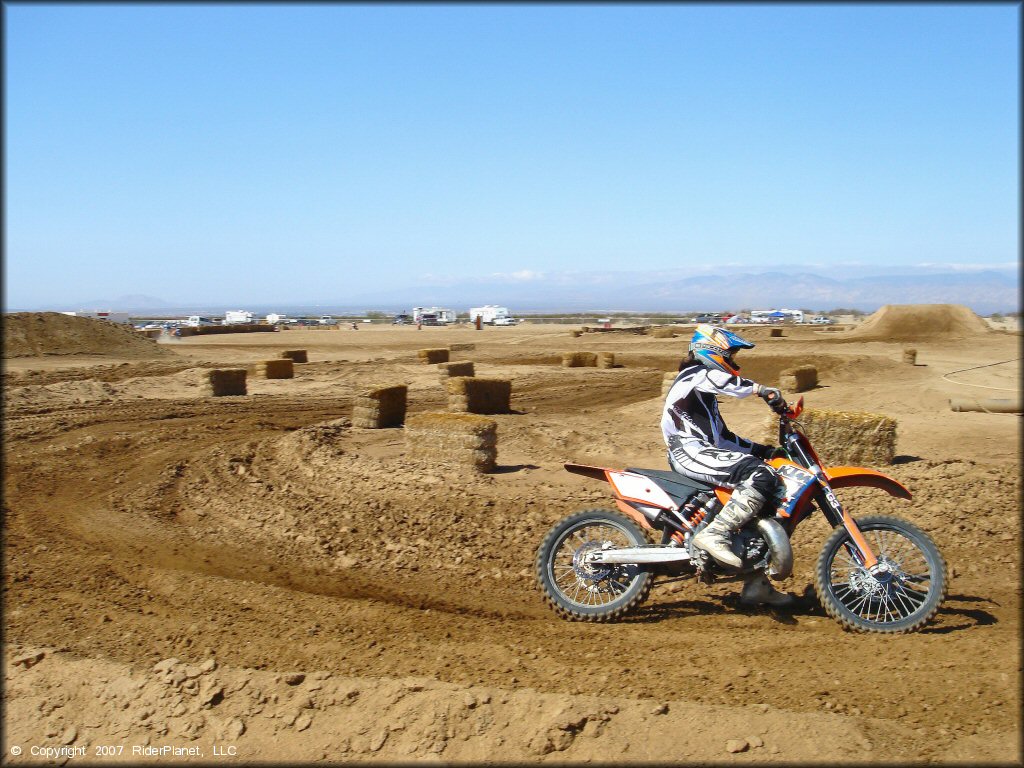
[223,310,254,325]
[412,306,456,325]
[468,305,511,325]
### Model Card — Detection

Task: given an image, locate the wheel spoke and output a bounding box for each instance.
[824,521,940,626]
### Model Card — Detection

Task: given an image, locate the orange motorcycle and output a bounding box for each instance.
[536,396,946,633]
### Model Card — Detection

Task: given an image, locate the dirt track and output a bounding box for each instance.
[3,316,1021,763]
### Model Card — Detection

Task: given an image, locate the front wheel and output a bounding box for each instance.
[815,515,947,634]
[536,509,652,622]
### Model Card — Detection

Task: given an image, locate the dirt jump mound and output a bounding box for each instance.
[835,303,992,343]
[2,312,169,358]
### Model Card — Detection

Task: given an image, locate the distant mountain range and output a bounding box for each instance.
[16,267,1019,316]
[345,268,1019,314]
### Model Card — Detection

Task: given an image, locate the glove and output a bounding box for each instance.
[752,443,789,461]
[759,386,789,415]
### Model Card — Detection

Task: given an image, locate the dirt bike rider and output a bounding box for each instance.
[662,324,796,608]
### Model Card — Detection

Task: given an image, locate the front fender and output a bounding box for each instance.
[824,466,912,500]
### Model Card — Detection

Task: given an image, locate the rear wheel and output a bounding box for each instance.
[815,515,946,634]
[536,509,652,622]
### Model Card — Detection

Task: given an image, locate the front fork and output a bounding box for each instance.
[782,430,880,571]
[815,484,879,570]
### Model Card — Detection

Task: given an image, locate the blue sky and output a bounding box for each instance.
[4,3,1019,308]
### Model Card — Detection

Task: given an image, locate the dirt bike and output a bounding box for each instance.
[535,396,947,633]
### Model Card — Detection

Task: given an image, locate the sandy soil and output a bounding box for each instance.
[3,312,1021,764]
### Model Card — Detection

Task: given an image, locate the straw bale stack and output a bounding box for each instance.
[353,385,408,428]
[418,348,450,364]
[405,412,498,472]
[779,365,817,393]
[765,407,897,466]
[769,328,783,338]
[903,348,917,365]
[562,352,598,368]
[446,377,511,414]
[281,350,308,363]
[257,359,294,379]
[438,361,475,379]
[204,369,247,397]
[449,343,476,352]
[648,326,677,338]
[597,352,616,369]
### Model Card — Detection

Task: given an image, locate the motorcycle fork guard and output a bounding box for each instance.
[839,509,879,569]
[814,487,879,569]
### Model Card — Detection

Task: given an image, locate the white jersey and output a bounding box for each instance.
[661,363,759,453]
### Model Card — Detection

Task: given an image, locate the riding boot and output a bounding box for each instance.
[739,573,797,607]
[691,485,766,568]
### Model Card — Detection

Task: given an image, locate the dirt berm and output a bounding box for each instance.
[2,312,169,358]
[833,303,993,342]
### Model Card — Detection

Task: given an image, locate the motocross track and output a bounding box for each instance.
[3,311,1021,764]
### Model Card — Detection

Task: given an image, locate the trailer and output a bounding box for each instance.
[468,305,511,325]
[223,310,255,325]
[412,306,456,325]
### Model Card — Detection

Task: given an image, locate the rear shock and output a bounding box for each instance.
[670,492,717,544]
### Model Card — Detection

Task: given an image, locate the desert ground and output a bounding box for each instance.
[2,307,1020,764]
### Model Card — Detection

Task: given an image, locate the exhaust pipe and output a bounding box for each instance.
[758,518,793,580]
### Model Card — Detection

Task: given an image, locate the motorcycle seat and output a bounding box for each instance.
[624,468,717,507]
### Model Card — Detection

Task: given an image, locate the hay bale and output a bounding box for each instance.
[446,377,511,414]
[438,361,475,379]
[769,328,783,338]
[598,352,616,369]
[281,350,308,363]
[449,343,476,352]
[405,412,498,472]
[764,407,897,466]
[903,348,917,365]
[418,348,450,364]
[257,359,294,379]
[648,326,677,338]
[204,369,247,397]
[352,385,408,428]
[779,365,817,393]
[561,352,598,368]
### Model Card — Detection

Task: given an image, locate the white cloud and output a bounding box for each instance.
[913,262,1018,272]
[491,270,545,282]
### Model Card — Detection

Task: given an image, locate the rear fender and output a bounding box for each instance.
[564,462,613,482]
[564,463,662,531]
[824,467,912,500]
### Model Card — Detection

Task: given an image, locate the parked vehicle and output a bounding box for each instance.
[413,306,456,325]
[493,316,518,326]
[186,316,216,327]
[319,315,338,325]
[223,310,254,325]
[469,305,512,325]
[812,316,834,325]
[393,314,413,325]
[535,395,946,633]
